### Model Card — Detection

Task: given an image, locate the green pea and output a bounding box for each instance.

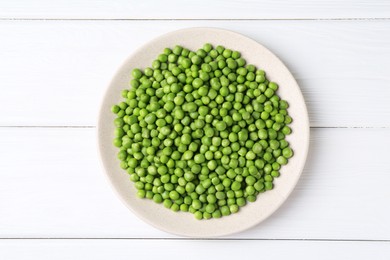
[265,181,273,190]
[132,68,142,79]
[194,154,205,164]
[282,147,293,158]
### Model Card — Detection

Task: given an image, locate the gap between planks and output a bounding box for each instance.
[0,238,389,242]
[0,126,388,129]
[1,18,390,21]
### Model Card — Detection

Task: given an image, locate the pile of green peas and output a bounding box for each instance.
[112,43,293,220]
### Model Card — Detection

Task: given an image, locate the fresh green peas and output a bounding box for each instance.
[282,147,294,158]
[282,126,292,135]
[192,78,203,88]
[113,44,293,220]
[191,55,202,65]
[132,69,142,79]
[216,121,227,131]
[194,154,205,164]
[246,151,256,160]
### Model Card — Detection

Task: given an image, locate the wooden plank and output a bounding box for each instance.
[0,0,389,19]
[1,239,389,260]
[0,20,389,127]
[0,127,389,239]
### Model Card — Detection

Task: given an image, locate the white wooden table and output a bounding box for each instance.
[1,1,390,259]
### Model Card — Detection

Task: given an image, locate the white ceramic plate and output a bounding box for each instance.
[98,27,310,237]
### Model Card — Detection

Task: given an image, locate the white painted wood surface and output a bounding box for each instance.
[1,128,390,240]
[1,240,390,260]
[0,0,390,19]
[1,20,390,127]
[1,0,390,258]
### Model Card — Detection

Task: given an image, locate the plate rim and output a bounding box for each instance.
[97,26,310,237]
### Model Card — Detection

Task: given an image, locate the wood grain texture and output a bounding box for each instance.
[0,20,389,127]
[1,127,389,239]
[0,0,389,19]
[1,239,390,260]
